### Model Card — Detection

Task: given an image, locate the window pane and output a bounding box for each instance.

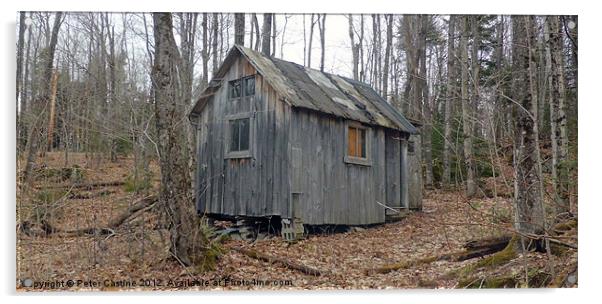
[230,120,240,151]
[244,77,255,96]
[348,127,357,157]
[239,118,250,151]
[360,129,366,158]
[229,80,241,98]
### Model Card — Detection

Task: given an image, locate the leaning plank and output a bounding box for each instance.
[232,246,322,276]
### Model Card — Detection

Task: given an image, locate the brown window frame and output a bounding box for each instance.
[344,121,371,166]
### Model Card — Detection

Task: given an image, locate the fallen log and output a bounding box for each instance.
[106,195,157,228]
[19,195,157,237]
[67,190,117,200]
[232,246,322,276]
[464,236,511,251]
[37,180,125,190]
[366,235,513,275]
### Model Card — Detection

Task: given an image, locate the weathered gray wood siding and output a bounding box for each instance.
[408,134,423,210]
[288,108,389,225]
[195,56,291,218]
[384,129,402,210]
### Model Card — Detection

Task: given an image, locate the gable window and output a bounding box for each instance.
[228,75,255,99]
[225,114,253,159]
[229,79,241,99]
[344,122,371,166]
[244,76,255,96]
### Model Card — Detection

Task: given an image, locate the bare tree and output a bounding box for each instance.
[252,14,260,51]
[17,11,26,141]
[261,13,272,56]
[442,15,456,186]
[348,15,359,80]
[318,14,326,72]
[201,13,209,88]
[382,14,393,98]
[212,13,219,74]
[234,13,245,45]
[271,15,277,57]
[23,12,63,186]
[151,12,205,266]
[460,15,476,197]
[511,15,545,238]
[547,16,570,214]
[419,15,433,189]
[307,14,316,67]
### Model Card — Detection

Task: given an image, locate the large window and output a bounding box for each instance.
[345,123,371,166]
[226,115,252,159]
[229,75,255,99]
[229,118,250,152]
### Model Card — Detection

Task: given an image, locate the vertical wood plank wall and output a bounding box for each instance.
[195,55,418,225]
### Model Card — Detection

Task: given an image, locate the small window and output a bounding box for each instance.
[229,79,241,99]
[347,126,367,158]
[345,123,371,166]
[244,76,255,96]
[408,140,415,154]
[229,118,250,152]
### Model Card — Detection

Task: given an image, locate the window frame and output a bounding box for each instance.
[225,112,254,159]
[228,79,242,99]
[344,121,372,166]
[228,75,256,100]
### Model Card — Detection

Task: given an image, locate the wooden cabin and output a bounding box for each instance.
[189,45,422,236]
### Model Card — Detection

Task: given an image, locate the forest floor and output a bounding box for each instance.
[16,152,577,291]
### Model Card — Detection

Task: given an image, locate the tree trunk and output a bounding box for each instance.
[16,11,26,146]
[382,14,393,99]
[212,13,219,74]
[348,15,359,80]
[307,14,315,67]
[419,15,433,189]
[319,14,326,72]
[19,15,33,151]
[261,13,272,56]
[442,15,456,186]
[252,14,260,51]
[511,15,545,238]
[234,13,245,45]
[359,15,365,82]
[46,70,59,152]
[460,16,476,197]
[271,15,277,57]
[23,12,63,187]
[548,16,570,214]
[201,13,209,88]
[152,13,204,266]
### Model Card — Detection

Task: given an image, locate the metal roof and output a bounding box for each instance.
[191,45,417,134]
